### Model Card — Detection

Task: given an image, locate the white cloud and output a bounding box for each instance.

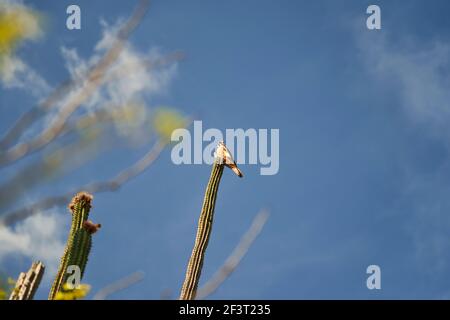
[0,211,67,277]
[0,54,50,97]
[56,19,177,136]
[358,32,450,276]
[358,34,450,137]
[61,19,177,110]
[60,47,88,83]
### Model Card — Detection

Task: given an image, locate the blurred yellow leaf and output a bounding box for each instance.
[0,4,41,56]
[55,283,91,300]
[7,277,15,285]
[0,275,15,300]
[111,102,149,138]
[152,107,187,142]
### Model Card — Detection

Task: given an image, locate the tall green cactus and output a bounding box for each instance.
[49,192,100,300]
[180,142,243,300]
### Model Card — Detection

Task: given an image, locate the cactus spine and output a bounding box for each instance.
[179,142,242,300]
[49,192,100,300]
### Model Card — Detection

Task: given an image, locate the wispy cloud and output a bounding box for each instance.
[0,210,67,276]
[357,31,450,277]
[358,33,450,137]
[0,54,50,97]
[64,19,176,107]
[53,19,177,137]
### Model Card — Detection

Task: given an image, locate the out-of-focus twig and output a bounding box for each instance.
[0,101,159,210]
[196,209,269,300]
[0,139,166,226]
[9,261,45,300]
[0,0,151,167]
[0,79,75,150]
[92,271,145,300]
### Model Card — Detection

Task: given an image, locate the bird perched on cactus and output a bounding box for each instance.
[180,142,243,300]
[215,141,243,177]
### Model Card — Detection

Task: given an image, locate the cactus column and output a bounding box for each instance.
[9,261,45,300]
[180,142,243,300]
[49,192,100,300]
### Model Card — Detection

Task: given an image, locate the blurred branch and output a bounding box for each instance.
[0,0,151,167]
[0,79,74,150]
[0,101,169,211]
[0,139,166,226]
[60,102,150,137]
[0,100,156,207]
[92,271,145,300]
[9,261,45,300]
[196,209,269,300]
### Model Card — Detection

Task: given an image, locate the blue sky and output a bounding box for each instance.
[1,0,450,299]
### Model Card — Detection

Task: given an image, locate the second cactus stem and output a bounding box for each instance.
[179,142,243,300]
[49,192,101,300]
[9,261,45,300]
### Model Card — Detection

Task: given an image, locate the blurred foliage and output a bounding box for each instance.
[111,102,150,140]
[0,3,42,57]
[152,107,188,142]
[54,283,91,300]
[0,104,187,216]
[0,274,15,300]
[0,0,191,301]
[0,2,44,84]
